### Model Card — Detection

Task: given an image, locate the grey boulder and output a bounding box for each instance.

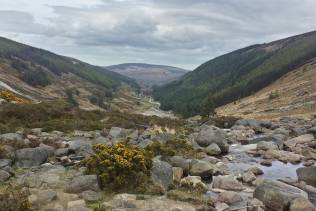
[15,147,48,167]
[196,126,229,153]
[65,175,100,193]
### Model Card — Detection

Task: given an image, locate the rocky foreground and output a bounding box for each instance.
[1,116,316,211]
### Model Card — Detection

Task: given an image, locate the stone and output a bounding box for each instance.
[196,125,229,153]
[289,197,315,211]
[180,176,208,192]
[189,160,217,178]
[247,198,264,211]
[302,147,316,159]
[242,171,256,183]
[108,127,128,139]
[215,202,230,211]
[151,158,173,189]
[55,148,69,157]
[169,156,191,174]
[235,119,271,129]
[15,147,48,167]
[212,175,245,191]
[0,159,12,168]
[0,169,10,182]
[205,143,222,155]
[68,139,92,156]
[307,126,316,136]
[81,190,102,203]
[297,166,316,187]
[0,133,23,143]
[67,200,86,208]
[253,179,308,210]
[37,189,57,205]
[65,175,100,193]
[260,159,272,167]
[39,143,55,157]
[246,167,264,175]
[257,141,279,151]
[172,167,183,183]
[303,160,315,167]
[68,207,91,211]
[285,134,315,149]
[217,191,242,205]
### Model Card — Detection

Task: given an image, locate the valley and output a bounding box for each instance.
[0,31,316,211]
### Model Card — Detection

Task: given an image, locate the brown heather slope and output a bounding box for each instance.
[217,59,316,119]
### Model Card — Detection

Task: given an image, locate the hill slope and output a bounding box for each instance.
[106,63,188,88]
[0,37,138,108]
[153,31,316,117]
[217,58,316,119]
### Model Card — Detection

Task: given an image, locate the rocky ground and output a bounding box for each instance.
[1,115,316,211]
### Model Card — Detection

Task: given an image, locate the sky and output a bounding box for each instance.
[0,0,316,70]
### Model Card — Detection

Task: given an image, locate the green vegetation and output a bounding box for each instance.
[269,90,280,100]
[83,143,153,192]
[0,37,139,91]
[153,31,316,117]
[0,184,34,211]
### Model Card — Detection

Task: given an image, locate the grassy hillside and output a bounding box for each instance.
[0,37,138,91]
[153,31,316,117]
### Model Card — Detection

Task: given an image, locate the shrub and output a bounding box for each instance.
[0,184,34,211]
[0,90,30,104]
[145,141,175,158]
[83,143,153,192]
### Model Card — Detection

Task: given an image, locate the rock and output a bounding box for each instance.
[263,150,303,163]
[242,171,256,183]
[247,198,264,211]
[108,127,128,140]
[80,190,102,203]
[217,191,242,205]
[260,159,272,167]
[151,158,173,189]
[68,139,92,156]
[55,148,69,157]
[289,197,315,211]
[215,202,230,211]
[0,133,23,143]
[196,125,229,153]
[285,134,315,149]
[0,169,10,182]
[253,179,308,210]
[189,160,217,178]
[246,167,264,175]
[307,126,316,136]
[212,175,245,191]
[302,147,316,159]
[297,166,316,187]
[39,143,55,157]
[15,147,48,167]
[204,143,222,155]
[67,200,86,208]
[235,119,271,129]
[172,167,183,183]
[0,159,12,168]
[303,160,315,167]
[180,176,208,192]
[68,207,91,211]
[65,175,100,193]
[37,189,57,205]
[257,141,279,151]
[169,156,191,174]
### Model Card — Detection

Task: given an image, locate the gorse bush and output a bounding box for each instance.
[0,184,34,211]
[84,143,153,191]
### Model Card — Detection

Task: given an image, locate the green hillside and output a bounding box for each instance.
[0,37,139,91]
[153,31,316,117]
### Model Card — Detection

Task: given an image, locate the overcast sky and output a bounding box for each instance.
[0,0,316,69]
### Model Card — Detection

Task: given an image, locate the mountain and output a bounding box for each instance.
[217,58,316,119]
[153,31,316,117]
[0,37,138,108]
[106,63,188,88]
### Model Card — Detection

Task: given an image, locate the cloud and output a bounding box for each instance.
[0,0,316,69]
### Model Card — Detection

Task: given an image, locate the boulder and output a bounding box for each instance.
[80,190,102,203]
[253,179,308,210]
[0,133,23,143]
[212,175,245,191]
[0,169,10,182]
[285,134,315,149]
[172,167,183,183]
[246,166,264,175]
[108,127,128,140]
[65,175,100,193]
[189,160,217,178]
[235,119,271,129]
[217,191,242,205]
[242,171,256,183]
[39,143,55,157]
[15,147,48,167]
[289,197,315,211]
[196,126,228,153]
[169,156,191,174]
[307,126,316,136]
[257,141,279,151]
[180,176,208,192]
[68,139,93,156]
[297,166,316,187]
[55,148,69,157]
[204,143,222,156]
[0,159,12,169]
[151,158,173,189]
[302,147,316,159]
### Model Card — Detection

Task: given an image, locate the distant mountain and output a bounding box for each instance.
[106,63,188,88]
[153,31,316,117]
[0,37,138,108]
